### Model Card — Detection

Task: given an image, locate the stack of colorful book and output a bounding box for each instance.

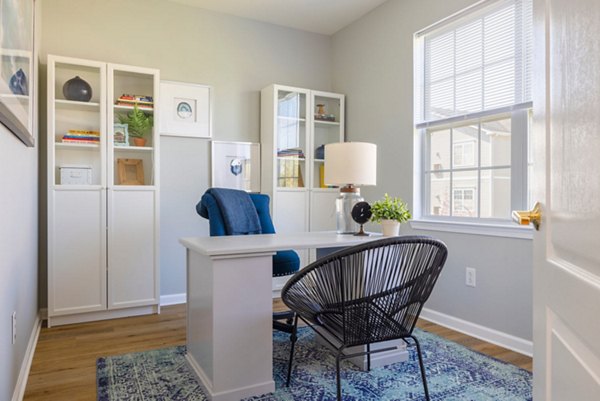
[277,148,305,158]
[62,130,100,145]
[116,94,154,110]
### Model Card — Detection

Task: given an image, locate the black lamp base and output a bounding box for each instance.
[354,224,370,236]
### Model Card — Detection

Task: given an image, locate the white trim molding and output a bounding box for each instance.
[11,314,42,401]
[410,219,534,239]
[160,293,186,306]
[420,307,533,357]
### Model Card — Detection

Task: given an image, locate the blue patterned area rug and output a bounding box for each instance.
[97,328,532,401]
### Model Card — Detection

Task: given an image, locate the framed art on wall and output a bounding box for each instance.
[0,0,35,147]
[159,80,212,138]
[211,141,260,192]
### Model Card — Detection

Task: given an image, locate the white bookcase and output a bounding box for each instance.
[47,55,160,326]
[261,84,344,291]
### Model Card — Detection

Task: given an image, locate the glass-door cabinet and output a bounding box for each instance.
[276,89,308,189]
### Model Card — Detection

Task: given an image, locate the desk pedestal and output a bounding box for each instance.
[186,250,276,401]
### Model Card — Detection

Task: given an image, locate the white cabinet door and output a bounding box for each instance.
[273,190,308,233]
[50,189,106,315]
[108,188,158,309]
[309,190,338,232]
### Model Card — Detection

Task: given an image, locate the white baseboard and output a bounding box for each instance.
[419,307,533,357]
[160,293,186,306]
[11,314,42,401]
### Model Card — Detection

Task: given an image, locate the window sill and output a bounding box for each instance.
[410,219,533,239]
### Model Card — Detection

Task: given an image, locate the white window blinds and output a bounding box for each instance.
[415,0,532,127]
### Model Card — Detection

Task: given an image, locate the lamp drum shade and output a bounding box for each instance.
[324,142,377,186]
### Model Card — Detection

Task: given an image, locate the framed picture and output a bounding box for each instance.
[113,123,129,146]
[117,158,144,185]
[159,80,212,138]
[211,141,260,192]
[0,0,35,147]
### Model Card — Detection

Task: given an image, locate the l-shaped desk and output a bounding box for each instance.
[180,231,408,401]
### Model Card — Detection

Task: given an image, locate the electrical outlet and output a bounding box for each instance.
[12,311,16,345]
[466,267,476,287]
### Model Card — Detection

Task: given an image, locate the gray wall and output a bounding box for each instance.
[0,125,39,401]
[39,0,333,299]
[331,0,533,340]
[0,3,40,398]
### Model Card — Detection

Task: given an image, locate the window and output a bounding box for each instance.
[414,0,532,227]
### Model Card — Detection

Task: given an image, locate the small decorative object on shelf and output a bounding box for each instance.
[113,124,129,147]
[59,165,92,185]
[277,147,305,159]
[117,104,153,146]
[63,76,92,102]
[9,68,28,95]
[61,129,100,145]
[315,104,336,122]
[370,193,411,237]
[117,158,144,185]
[351,201,372,236]
[116,94,154,110]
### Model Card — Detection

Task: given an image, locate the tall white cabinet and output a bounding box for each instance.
[47,55,160,326]
[261,84,344,283]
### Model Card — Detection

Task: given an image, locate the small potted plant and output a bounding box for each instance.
[370,193,411,236]
[118,104,153,146]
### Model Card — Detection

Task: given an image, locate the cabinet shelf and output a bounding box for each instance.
[114,104,154,113]
[55,99,101,110]
[0,93,29,100]
[277,156,305,161]
[315,120,340,126]
[56,142,100,150]
[277,116,305,122]
[114,145,153,152]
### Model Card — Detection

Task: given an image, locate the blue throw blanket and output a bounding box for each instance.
[206,188,262,235]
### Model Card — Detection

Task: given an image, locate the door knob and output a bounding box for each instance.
[512,202,542,231]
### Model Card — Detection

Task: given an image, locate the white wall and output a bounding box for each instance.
[332,0,533,342]
[39,0,333,299]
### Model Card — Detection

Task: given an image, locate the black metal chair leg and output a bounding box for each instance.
[286,314,299,387]
[410,335,430,401]
[367,343,371,372]
[335,353,343,401]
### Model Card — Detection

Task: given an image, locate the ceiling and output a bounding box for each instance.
[166,0,389,35]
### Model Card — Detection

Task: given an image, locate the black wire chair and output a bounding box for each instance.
[281,236,448,401]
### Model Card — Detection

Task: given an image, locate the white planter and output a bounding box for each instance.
[381,219,400,236]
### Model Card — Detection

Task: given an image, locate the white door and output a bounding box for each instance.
[530,0,600,398]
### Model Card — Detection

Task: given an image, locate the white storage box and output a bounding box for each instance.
[59,165,92,185]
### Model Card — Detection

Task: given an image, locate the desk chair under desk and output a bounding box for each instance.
[196,189,299,330]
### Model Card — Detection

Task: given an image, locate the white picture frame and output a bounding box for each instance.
[159,80,212,138]
[211,141,260,192]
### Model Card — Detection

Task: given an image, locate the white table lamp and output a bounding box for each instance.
[325,142,377,234]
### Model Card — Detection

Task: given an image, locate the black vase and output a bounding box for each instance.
[63,76,92,102]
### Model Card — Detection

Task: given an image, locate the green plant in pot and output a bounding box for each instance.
[371,193,411,236]
[118,104,153,146]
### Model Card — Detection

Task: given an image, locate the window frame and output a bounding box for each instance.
[413,109,532,238]
[411,0,533,239]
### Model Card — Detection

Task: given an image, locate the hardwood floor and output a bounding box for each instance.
[24,303,531,400]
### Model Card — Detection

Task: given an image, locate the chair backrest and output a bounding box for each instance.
[197,191,276,237]
[281,236,448,345]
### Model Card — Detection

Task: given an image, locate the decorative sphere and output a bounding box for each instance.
[63,76,92,102]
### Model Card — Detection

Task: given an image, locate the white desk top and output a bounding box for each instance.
[180,231,382,257]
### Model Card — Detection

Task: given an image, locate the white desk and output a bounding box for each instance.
[179,231,408,401]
